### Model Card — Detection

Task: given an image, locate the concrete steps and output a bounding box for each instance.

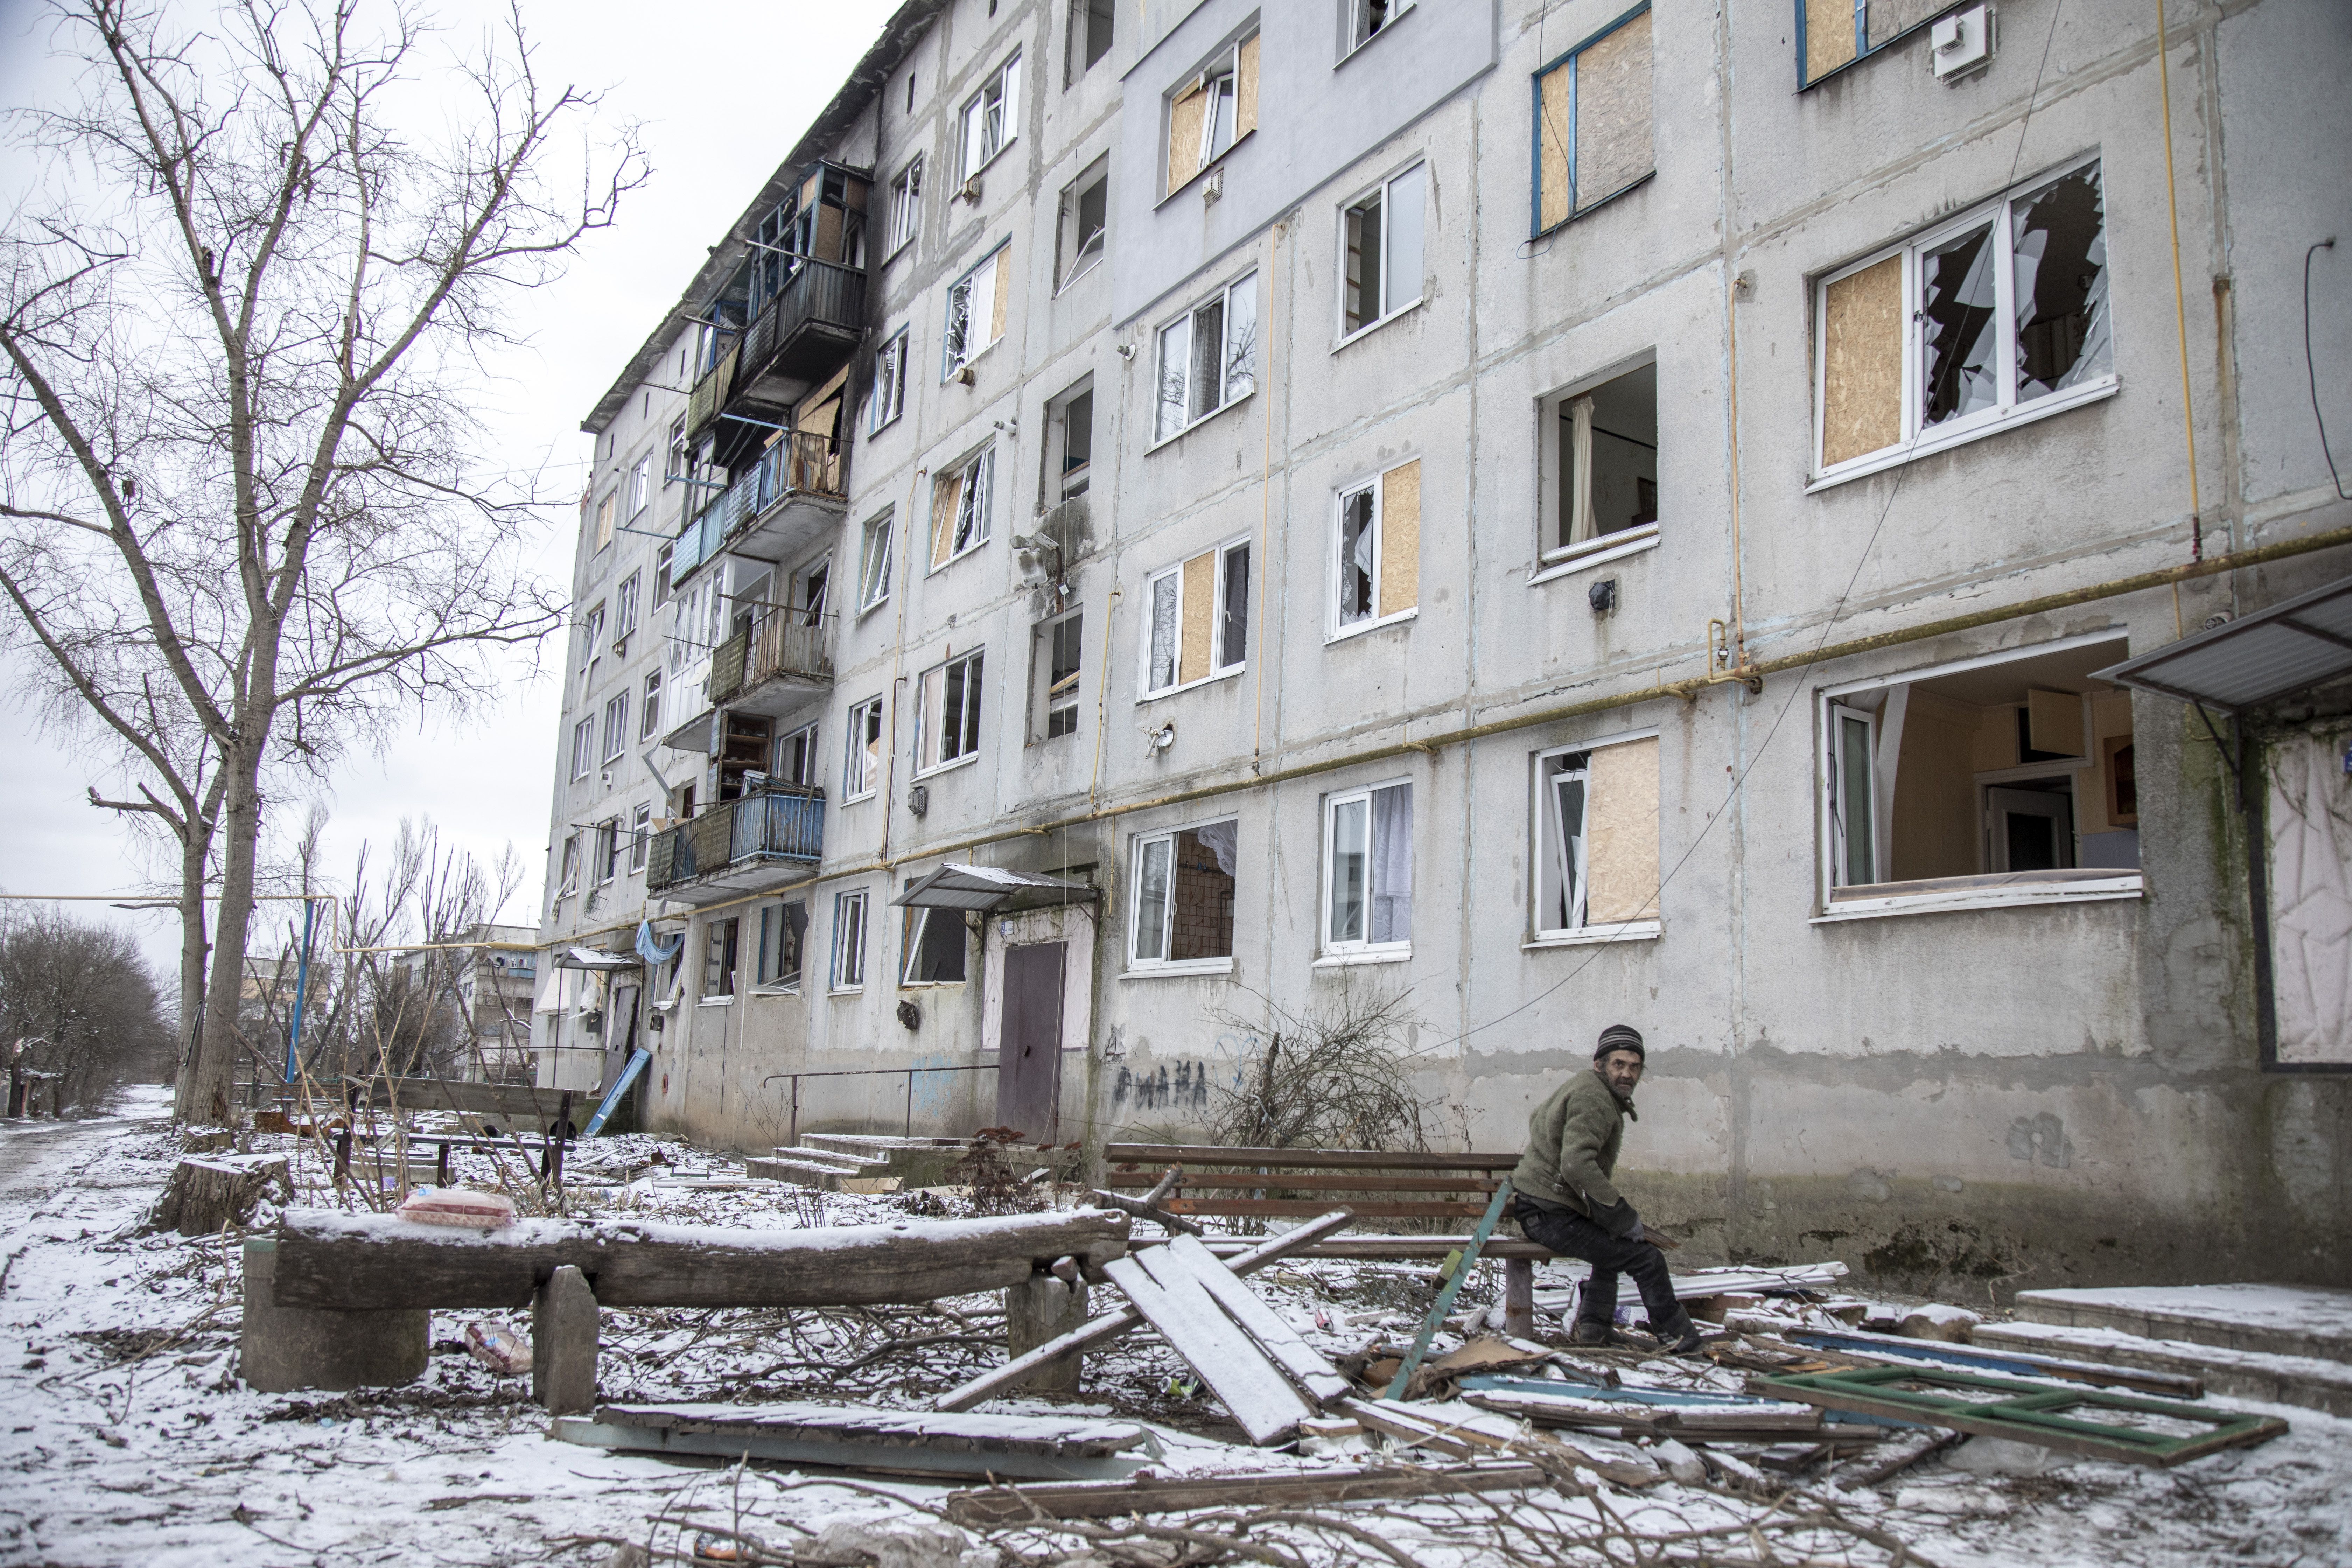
[1996,1283,2352,1417]
[1974,1320,2352,1418]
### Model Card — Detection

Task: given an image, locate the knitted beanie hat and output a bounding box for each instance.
[1594,1023,1645,1060]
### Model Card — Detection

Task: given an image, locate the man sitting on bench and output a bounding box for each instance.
[1510,1024,1701,1353]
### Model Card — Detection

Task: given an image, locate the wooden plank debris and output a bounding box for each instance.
[271,1206,1129,1311]
[1145,1236,1351,1405]
[936,1209,1353,1412]
[1103,1253,1310,1445]
[942,1462,1550,1525]
[1778,1326,2207,1399]
[1756,1366,2289,1466]
[556,1401,1152,1482]
[1337,1397,1661,1488]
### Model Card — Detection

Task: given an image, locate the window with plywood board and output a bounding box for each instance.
[1165,24,1259,196]
[1141,538,1251,698]
[1799,0,1959,90]
[1531,5,1654,238]
[1533,733,1662,942]
[1332,458,1421,639]
[1819,635,2143,915]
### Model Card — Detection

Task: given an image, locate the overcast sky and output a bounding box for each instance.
[0,0,897,975]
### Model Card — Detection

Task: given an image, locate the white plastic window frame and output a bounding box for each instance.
[640,669,662,740]
[830,889,869,993]
[569,718,594,781]
[628,802,652,875]
[960,51,1021,181]
[1327,472,1413,643]
[899,905,971,988]
[1810,630,2145,920]
[1126,815,1240,975]
[844,695,886,802]
[755,900,806,993]
[555,835,581,903]
[886,155,923,257]
[1809,153,2118,491]
[915,648,986,776]
[1138,536,1252,699]
[1057,157,1110,292]
[1319,779,1414,960]
[1340,0,1415,62]
[601,692,629,764]
[593,818,620,886]
[869,329,909,433]
[628,455,652,517]
[1528,728,1666,947]
[857,510,895,614]
[932,446,995,571]
[1152,272,1259,446]
[943,244,1007,379]
[1532,355,1664,580]
[1336,161,1427,345]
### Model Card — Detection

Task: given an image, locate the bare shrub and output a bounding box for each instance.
[1207,988,1429,1152]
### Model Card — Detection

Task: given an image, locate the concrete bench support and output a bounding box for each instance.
[240,1237,428,1393]
[1004,1271,1090,1395]
[533,1264,599,1414]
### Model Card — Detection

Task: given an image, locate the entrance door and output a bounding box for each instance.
[1988,785,2077,872]
[995,942,1065,1142]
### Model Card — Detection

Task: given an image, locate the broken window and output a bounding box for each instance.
[1332,459,1421,637]
[555,835,581,905]
[901,906,969,986]
[627,455,651,517]
[1048,382,1093,500]
[944,246,1010,378]
[1058,159,1109,287]
[1156,273,1258,442]
[1323,782,1412,953]
[1821,635,2142,910]
[772,722,819,787]
[570,718,595,782]
[1818,158,2111,477]
[653,542,674,609]
[869,329,908,433]
[930,446,994,568]
[629,802,652,874]
[640,670,662,742]
[1069,0,1114,82]
[1166,29,1259,194]
[1535,735,1661,938]
[594,491,616,552]
[702,916,740,999]
[1143,540,1251,696]
[615,572,641,643]
[1342,163,1426,336]
[858,510,895,611]
[887,156,922,256]
[1345,0,1411,52]
[1533,6,1654,237]
[595,819,620,886]
[602,693,628,764]
[961,52,1021,180]
[1129,819,1239,969]
[757,901,807,989]
[917,649,985,774]
[1800,0,1950,88]
[831,890,869,990]
[1034,608,1083,741]
[845,695,885,799]
[1540,362,1658,567]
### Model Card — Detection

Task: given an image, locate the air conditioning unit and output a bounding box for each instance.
[1930,4,1993,81]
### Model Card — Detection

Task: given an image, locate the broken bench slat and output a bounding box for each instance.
[1152,1235,1351,1406]
[942,1462,1550,1525]
[270,1206,1129,1310]
[1102,1254,1311,1446]
[592,1401,1147,1456]
[1338,1397,1664,1488]
[1755,1366,2289,1466]
[556,1404,1149,1482]
[934,1209,1354,1412]
[1106,1144,1521,1171]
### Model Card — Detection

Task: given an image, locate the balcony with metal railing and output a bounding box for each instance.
[685,259,866,443]
[668,428,848,589]
[645,786,825,905]
[719,605,836,721]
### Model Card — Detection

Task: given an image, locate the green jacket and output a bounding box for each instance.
[1511,1068,1636,1220]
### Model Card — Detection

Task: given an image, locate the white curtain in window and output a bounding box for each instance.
[1369,785,1413,944]
[1194,819,1239,878]
[1568,395,1597,546]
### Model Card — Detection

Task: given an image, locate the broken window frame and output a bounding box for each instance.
[1813,630,2146,920]
[653,542,674,609]
[1140,537,1252,699]
[1032,606,1084,742]
[960,51,1022,182]
[900,905,971,987]
[1811,155,2116,488]
[601,693,629,764]
[702,915,740,1000]
[1068,0,1115,84]
[858,509,896,613]
[1535,358,1662,578]
[1530,4,1657,240]
[831,889,869,992]
[1329,475,1413,641]
[554,835,581,906]
[594,818,620,886]
[869,329,908,433]
[943,244,1008,379]
[1340,0,1413,59]
[916,648,986,776]
[594,491,616,552]
[1127,817,1240,974]
[844,695,886,801]
[1046,379,1094,500]
[929,446,995,571]
[628,802,652,875]
[1057,157,1110,290]
[772,721,820,788]
[1338,161,1427,341]
[615,572,640,643]
[1320,780,1414,959]
[627,455,652,517]
[886,155,923,257]
[756,900,808,992]
[1153,272,1259,444]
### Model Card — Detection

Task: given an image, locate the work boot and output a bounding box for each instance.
[1568,1319,1618,1347]
[1652,1310,1706,1356]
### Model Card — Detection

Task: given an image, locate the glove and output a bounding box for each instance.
[1626,1218,1646,1244]
[1600,1200,1642,1240]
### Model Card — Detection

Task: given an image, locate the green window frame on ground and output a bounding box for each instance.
[1529,4,1654,239]
[1797,0,1964,90]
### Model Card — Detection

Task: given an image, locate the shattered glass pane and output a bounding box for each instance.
[1921,222,1999,427]
[1338,490,1376,626]
[2012,164,2110,402]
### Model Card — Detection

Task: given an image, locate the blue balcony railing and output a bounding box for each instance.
[648,787,825,894]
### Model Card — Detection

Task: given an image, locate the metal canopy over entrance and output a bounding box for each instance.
[889,865,1097,913]
[2095,576,2352,712]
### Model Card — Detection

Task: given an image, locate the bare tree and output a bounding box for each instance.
[0,906,175,1114]
[0,0,644,1123]
[1207,987,1430,1153]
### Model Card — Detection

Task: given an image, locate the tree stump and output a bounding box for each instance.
[149,1153,290,1236]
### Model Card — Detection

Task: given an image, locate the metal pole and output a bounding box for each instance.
[283,898,316,1085]
[905,1069,915,1139]
[790,1075,801,1147]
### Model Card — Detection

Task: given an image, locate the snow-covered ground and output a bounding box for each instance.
[0,1094,2345,1567]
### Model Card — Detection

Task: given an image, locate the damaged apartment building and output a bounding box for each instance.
[533,0,2352,1292]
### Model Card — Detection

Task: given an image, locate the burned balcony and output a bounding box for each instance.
[708,604,836,718]
[668,429,847,587]
[645,786,825,905]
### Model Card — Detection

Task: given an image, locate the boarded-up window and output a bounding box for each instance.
[1532,7,1654,237]
[1167,30,1257,195]
[1575,736,1660,927]
[1820,254,1904,467]
[1143,540,1251,695]
[1801,0,1953,89]
[1334,459,1422,634]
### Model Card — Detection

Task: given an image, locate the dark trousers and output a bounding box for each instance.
[1517,1202,1684,1332]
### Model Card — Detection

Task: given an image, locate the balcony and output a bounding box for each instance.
[709,606,836,720]
[685,259,866,443]
[669,428,848,588]
[646,787,826,905]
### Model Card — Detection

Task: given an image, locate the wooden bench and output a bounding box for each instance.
[335,1079,579,1187]
[1102,1144,1548,1336]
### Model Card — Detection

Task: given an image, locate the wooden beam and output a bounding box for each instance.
[1107,1144,1520,1171]
[942,1463,1552,1525]
[1104,1252,1310,1445]
[269,1207,1130,1311]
